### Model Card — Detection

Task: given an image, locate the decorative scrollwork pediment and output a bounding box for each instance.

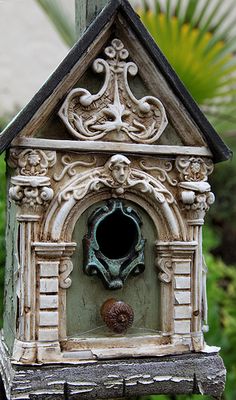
[42,154,185,242]
[58,38,168,143]
[57,154,175,205]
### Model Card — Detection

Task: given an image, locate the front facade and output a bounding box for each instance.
[0,0,230,398]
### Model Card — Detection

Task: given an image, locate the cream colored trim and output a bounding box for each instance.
[12,137,213,157]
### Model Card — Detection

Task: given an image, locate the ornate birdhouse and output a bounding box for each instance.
[0,0,231,398]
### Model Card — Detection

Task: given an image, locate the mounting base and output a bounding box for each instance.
[0,341,225,399]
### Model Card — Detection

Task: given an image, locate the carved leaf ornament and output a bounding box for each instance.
[9,149,56,176]
[59,39,168,143]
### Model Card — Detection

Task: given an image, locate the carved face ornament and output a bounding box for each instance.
[107,154,131,185]
[111,162,129,184]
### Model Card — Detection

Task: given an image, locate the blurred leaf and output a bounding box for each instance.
[138,0,236,134]
[36,0,75,47]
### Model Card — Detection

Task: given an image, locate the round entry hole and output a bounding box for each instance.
[96,210,138,259]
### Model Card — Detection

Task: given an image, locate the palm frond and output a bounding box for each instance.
[138,0,236,133]
[184,0,200,28]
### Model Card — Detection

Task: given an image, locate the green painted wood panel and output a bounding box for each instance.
[67,199,160,338]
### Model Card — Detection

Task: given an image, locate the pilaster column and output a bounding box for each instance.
[156,241,197,347]
[33,242,76,362]
[8,149,56,362]
[17,215,41,343]
[176,156,214,350]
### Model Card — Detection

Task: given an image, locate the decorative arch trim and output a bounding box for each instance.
[41,155,186,242]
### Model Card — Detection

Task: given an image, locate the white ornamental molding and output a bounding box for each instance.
[59,258,73,289]
[9,149,56,208]
[9,176,54,208]
[9,149,56,176]
[175,156,213,182]
[57,154,175,204]
[176,156,215,219]
[58,38,168,143]
[42,154,187,242]
[179,181,215,213]
[156,258,173,284]
[140,160,177,186]
[53,155,96,182]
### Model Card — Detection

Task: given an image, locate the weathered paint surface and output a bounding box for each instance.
[0,338,226,400]
[75,0,108,38]
[0,1,226,398]
[3,167,18,353]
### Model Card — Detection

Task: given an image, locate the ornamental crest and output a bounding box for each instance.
[175,156,213,182]
[58,38,168,143]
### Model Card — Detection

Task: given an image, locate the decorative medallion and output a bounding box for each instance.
[8,149,56,209]
[175,156,213,182]
[83,200,145,289]
[9,149,56,176]
[58,38,168,143]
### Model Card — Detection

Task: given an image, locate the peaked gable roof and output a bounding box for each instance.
[0,0,232,162]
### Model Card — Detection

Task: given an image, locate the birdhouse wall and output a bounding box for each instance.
[2,139,215,363]
[0,2,229,398]
[67,200,159,338]
[0,26,219,365]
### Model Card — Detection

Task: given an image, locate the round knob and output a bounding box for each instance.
[101,298,134,334]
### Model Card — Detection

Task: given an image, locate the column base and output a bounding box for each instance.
[37,341,61,363]
[12,339,37,363]
[12,339,61,364]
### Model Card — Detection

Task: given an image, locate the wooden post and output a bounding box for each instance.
[75,0,108,39]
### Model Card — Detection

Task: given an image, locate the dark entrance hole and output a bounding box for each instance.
[96,210,138,259]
